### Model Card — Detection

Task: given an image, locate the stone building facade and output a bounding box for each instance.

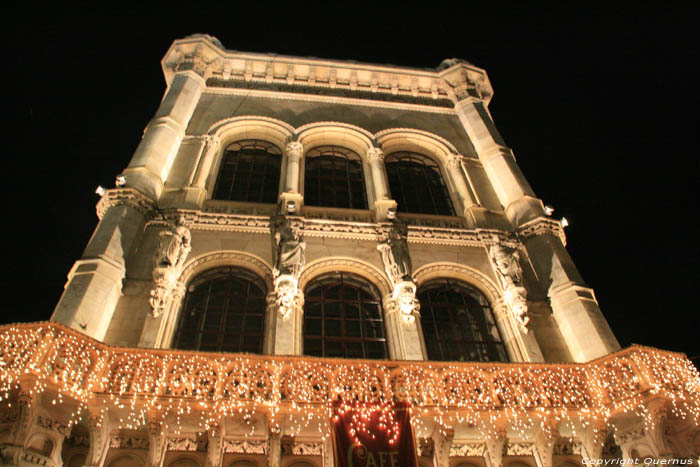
[1,34,698,467]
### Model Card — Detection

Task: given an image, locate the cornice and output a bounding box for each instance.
[162,35,494,109]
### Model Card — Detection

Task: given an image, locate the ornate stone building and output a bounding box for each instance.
[1,34,698,467]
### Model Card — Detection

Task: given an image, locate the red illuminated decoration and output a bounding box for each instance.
[332,400,418,467]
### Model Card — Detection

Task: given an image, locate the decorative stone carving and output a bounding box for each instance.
[517,216,567,246]
[378,221,420,324]
[366,147,385,162]
[110,436,149,449]
[450,443,484,457]
[166,436,202,451]
[150,216,191,318]
[223,439,268,454]
[488,242,529,331]
[378,221,412,286]
[285,141,303,160]
[96,188,157,219]
[552,440,583,456]
[271,215,305,279]
[506,442,535,456]
[281,437,323,456]
[271,215,306,320]
[36,416,70,436]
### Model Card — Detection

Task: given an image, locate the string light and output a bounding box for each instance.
[0,322,698,445]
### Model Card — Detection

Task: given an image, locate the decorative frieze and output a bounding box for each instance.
[450,443,485,457]
[36,415,70,436]
[110,435,149,450]
[222,439,268,454]
[281,438,323,456]
[552,440,583,456]
[165,436,206,451]
[506,442,535,456]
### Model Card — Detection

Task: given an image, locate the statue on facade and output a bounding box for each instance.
[270,215,305,320]
[150,216,191,318]
[377,220,412,286]
[488,242,529,330]
[271,215,305,279]
[378,221,419,324]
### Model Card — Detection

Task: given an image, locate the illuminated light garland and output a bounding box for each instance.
[0,322,699,448]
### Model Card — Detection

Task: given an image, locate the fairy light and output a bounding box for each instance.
[0,321,698,451]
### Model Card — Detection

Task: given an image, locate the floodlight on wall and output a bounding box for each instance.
[561,217,569,227]
[544,205,554,216]
[115,175,127,187]
[286,201,296,214]
[386,207,397,219]
[95,186,106,197]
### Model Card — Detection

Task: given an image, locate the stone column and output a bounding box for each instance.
[383,292,425,360]
[454,97,545,226]
[268,280,304,355]
[519,218,619,361]
[280,141,304,213]
[205,426,223,467]
[432,430,453,467]
[51,189,154,341]
[123,70,206,200]
[484,427,507,467]
[367,147,397,222]
[322,436,335,467]
[146,420,166,467]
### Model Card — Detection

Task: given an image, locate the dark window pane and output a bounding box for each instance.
[172,267,266,354]
[385,152,455,216]
[418,280,507,363]
[304,146,368,209]
[213,140,281,204]
[303,273,387,359]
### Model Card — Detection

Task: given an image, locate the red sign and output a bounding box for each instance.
[331,401,418,467]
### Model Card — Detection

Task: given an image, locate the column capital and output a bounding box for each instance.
[446,154,466,170]
[366,146,385,162]
[517,216,567,246]
[96,188,156,220]
[285,141,304,158]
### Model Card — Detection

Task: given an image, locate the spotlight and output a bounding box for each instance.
[386,207,397,219]
[561,217,569,227]
[95,186,106,196]
[286,201,296,214]
[115,175,126,186]
[544,205,554,215]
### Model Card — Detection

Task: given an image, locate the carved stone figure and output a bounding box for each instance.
[270,215,305,278]
[489,242,529,330]
[150,216,191,318]
[377,221,412,287]
[154,215,191,270]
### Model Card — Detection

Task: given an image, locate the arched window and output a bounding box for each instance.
[418,280,507,362]
[172,267,266,353]
[304,145,368,209]
[213,140,281,203]
[303,273,387,359]
[385,152,454,215]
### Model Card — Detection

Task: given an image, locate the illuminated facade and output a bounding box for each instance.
[1,34,698,466]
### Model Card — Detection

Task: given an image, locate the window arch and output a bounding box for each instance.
[385,152,454,215]
[172,267,267,353]
[418,280,507,362]
[304,145,368,209]
[213,139,281,203]
[303,273,387,359]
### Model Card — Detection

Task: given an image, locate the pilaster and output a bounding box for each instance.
[84,413,111,467]
[454,97,545,226]
[183,134,221,208]
[51,189,154,341]
[280,141,304,214]
[124,70,206,200]
[519,217,619,361]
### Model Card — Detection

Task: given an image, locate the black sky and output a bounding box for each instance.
[8,5,699,363]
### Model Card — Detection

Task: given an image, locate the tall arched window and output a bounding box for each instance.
[172,267,266,353]
[385,152,454,215]
[213,139,281,203]
[303,273,387,359]
[418,280,507,362]
[304,145,368,209]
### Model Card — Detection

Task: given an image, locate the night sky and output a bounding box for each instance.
[9,5,699,364]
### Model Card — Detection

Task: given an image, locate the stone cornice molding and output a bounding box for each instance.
[96,188,156,219]
[438,61,494,105]
[517,216,567,246]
